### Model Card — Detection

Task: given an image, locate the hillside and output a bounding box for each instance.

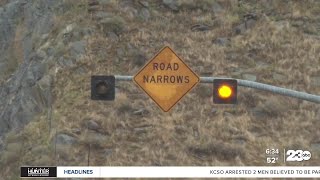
[0,0,320,179]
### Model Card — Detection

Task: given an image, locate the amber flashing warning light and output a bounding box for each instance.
[213,79,237,104]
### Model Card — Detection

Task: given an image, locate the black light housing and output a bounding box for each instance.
[91,75,115,100]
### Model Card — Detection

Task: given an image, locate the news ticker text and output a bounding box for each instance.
[21,166,320,178]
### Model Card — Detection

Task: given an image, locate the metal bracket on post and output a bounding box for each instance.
[114,75,320,104]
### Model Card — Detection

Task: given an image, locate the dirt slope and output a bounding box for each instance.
[0,0,320,179]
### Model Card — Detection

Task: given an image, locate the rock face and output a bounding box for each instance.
[191,24,212,32]
[70,41,87,58]
[242,73,257,82]
[162,0,180,11]
[0,0,68,146]
[86,120,101,131]
[311,76,320,87]
[55,133,77,145]
[212,37,230,46]
[234,13,258,35]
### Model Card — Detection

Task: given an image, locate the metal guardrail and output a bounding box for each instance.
[115,75,320,104]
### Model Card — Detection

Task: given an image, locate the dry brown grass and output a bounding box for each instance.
[1,0,320,179]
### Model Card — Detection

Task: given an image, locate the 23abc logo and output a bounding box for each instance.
[286,150,311,162]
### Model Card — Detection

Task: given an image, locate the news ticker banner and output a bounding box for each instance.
[21,166,320,178]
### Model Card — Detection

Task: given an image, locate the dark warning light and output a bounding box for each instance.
[91,75,115,101]
[213,79,237,104]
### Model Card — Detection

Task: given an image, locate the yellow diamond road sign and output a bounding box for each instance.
[133,46,200,112]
